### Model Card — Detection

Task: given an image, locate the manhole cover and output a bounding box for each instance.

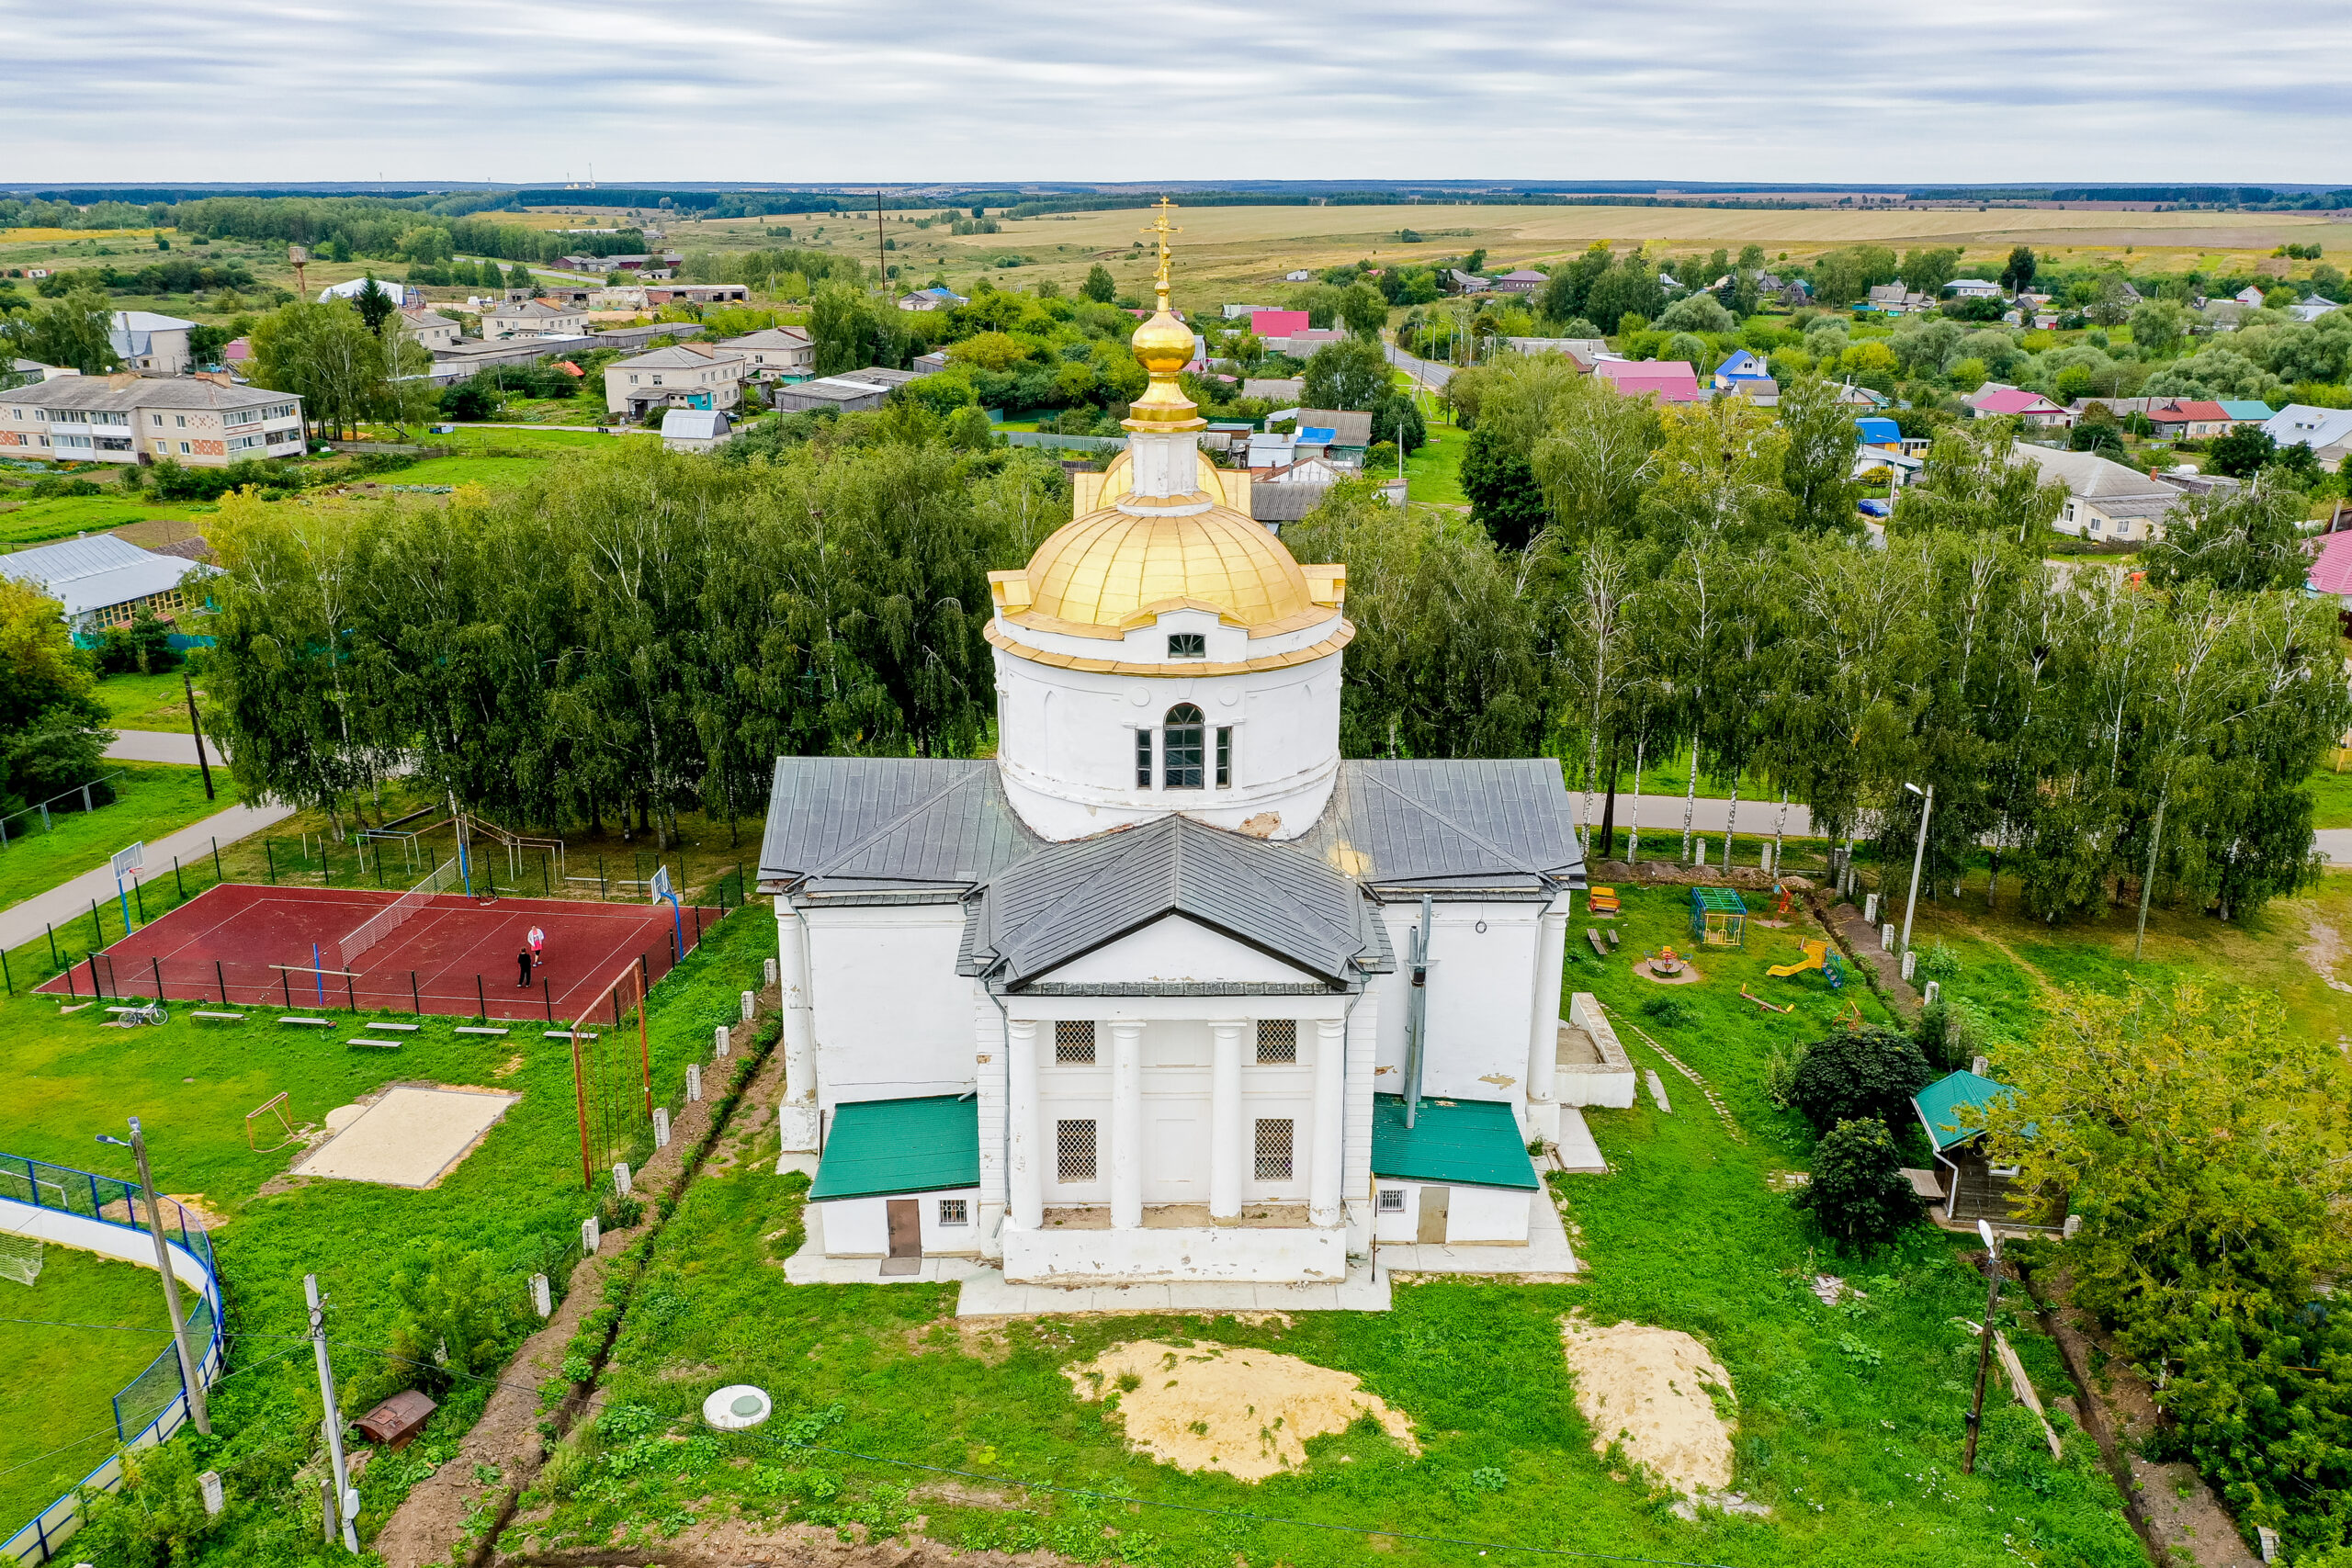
[703,1383,771,1430]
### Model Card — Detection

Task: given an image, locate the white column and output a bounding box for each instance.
[1523,898,1568,1144]
[776,897,819,1152]
[1208,1020,1244,1222]
[1109,1020,1144,1229]
[1310,1016,1345,1227]
[1007,1019,1042,1231]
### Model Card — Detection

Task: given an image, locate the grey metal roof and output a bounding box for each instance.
[1251,484,1329,522]
[759,758,1036,894]
[1295,760,1586,894]
[0,534,215,618]
[964,814,1381,989]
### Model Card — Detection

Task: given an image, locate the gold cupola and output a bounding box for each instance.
[1123,197,1204,433]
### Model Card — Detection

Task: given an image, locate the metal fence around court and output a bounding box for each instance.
[0,1154,224,1566]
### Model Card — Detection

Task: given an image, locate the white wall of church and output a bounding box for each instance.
[797,902,978,1109]
[1369,1180,1532,1246]
[991,637,1342,842]
[816,1188,984,1256]
[1367,900,1546,1123]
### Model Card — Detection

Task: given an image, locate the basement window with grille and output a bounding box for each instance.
[1255,1019,1297,1064]
[1253,1118,1295,1181]
[1057,1120,1099,1184]
[1377,1189,1407,1213]
[1054,1020,1097,1065]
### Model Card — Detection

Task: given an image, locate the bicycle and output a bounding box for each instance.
[122,1000,170,1027]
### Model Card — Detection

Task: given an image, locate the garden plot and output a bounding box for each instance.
[290,1085,518,1188]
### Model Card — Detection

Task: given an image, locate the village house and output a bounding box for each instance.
[108,310,196,375]
[899,286,970,311]
[714,326,814,381]
[2016,445,2187,542]
[763,253,1595,1295]
[397,307,463,353]
[2143,399,2232,440]
[1944,278,2004,299]
[481,299,590,340]
[0,374,304,468]
[603,342,747,419]
[1593,357,1701,403]
[1489,268,1547,294]
[2266,404,2352,471]
[1966,387,2072,427]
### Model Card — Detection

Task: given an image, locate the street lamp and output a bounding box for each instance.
[1900,781,1935,955]
[96,1120,209,1436]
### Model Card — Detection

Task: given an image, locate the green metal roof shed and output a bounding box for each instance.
[1911,1069,2016,1152]
[1371,1094,1538,1190]
[809,1095,980,1201]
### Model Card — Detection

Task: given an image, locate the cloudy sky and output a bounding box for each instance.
[6,0,2346,186]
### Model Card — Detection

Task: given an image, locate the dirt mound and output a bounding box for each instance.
[1067,1339,1416,1482]
[1560,1317,1735,1495]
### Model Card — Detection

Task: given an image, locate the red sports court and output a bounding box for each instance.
[37,883,722,1021]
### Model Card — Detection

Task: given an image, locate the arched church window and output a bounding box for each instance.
[1163,705,1205,789]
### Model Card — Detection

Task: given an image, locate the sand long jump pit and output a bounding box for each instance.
[291,1085,519,1189]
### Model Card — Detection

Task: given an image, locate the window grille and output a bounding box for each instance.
[1253,1118,1295,1181]
[1255,1019,1296,1064]
[1057,1120,1099,1184]
[938,1198,968,1224]
[1167,632,1206,660]
[1216,727,1232,787]
[1054,1020,1097,1065]
[1377,1188,1406,1213]
[1135,728,1152,787]
[1163,704,1204,789]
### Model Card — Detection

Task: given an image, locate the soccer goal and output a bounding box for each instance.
[0,1228,43,1288]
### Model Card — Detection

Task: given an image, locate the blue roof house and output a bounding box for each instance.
[1712,349,1769,389]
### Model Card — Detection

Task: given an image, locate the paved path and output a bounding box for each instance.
[0,798,295,953]
[1385,342,1455,390]
[104,729,225,766]
[2320,829,2352,865]
[1566,790,1816,840]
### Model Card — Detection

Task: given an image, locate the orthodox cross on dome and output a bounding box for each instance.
[1141,197,1182,289]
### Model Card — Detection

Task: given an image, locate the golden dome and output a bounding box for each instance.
[1130,288,1194,374]
[1020,506,1317,632]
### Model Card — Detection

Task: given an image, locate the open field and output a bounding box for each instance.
[1403,419,1467,505]
[93,670,200,733]
[374,454,554,487]
[0,1247,198,1530]
[0,493,209,550]
[503,885,2149,1568]
[0,762,240,915]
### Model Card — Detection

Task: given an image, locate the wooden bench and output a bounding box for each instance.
[1586,928,1609,958]
[368,1021,421,1032]
[105,1006,150,1016]
[545,1030,597,1041]
[455,1025,509,1036]
[346,1038,402,1051]
[279,1017,334,1027]
[192,1010,247,1022]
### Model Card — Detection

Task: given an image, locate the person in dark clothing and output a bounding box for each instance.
[516,946,534,987]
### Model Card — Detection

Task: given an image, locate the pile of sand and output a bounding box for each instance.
[1560,1317,1736,1495]
[1067,1339,1417,1482]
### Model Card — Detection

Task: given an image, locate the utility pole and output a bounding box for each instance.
[183,674,213,800]
[96,1120,209,1436]
[1900,781,1934,953]
[306,1275,360,1553]
[1963,1220,2003,1473]
[876,190,887,301]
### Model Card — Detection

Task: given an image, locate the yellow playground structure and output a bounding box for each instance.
[1767,938,1845,988]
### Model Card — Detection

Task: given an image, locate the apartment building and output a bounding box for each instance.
[0,373,304,467]
[603,342,746,418]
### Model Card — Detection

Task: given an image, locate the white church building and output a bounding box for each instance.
[760,227,1619,1300]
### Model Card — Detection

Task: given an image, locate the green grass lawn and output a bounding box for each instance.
[0,763,241,916]
[0,494,209,548]
[364,423,645,453]
[2306,761,2352,829]
[92,670,199,733]
[0,907,775,1557]
[0,1247,198,1531]
[1404,420,1465,506]
[509,889,2141,1568]
[377,456,553,489]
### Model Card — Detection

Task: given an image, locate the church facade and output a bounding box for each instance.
[758,226,1604,1290]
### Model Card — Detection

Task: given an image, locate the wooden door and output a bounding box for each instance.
[881,1199,922,1274]
[1416,1186,1450,1246]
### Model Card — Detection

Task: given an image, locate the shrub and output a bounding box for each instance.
[1787,1026,1934,1135]
[1762,1037,1810,1110]
[1914,995,1984,1074]
[1640,995,1696,1029]
[1793,1117,1920,1250]
[1916,940,1962,983]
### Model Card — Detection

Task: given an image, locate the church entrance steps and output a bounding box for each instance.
[955,1256,1390,1316]
[1546,1107,1607,1174]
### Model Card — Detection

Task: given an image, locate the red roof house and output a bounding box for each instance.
[1967,388,2072,426]
[1250,310,1310,339]
[2144,400,2232,438]
[1594,359,1701,403]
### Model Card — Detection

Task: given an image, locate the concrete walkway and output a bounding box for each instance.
[104,729,225,766]
[1567,790,1816,840]
[956,1256,1390,1316]
[2320,829,2352,865]
[0,797,296,953]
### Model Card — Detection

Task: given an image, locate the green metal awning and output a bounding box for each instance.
[809,1095,980,1201]
[1912,1070,2017,1152]
[1371,1094,1539,1191]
